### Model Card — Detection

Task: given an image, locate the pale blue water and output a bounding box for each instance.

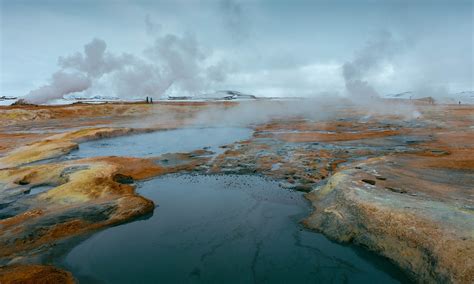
[69,127,253,159]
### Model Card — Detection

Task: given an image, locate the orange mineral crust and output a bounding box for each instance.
[0,101,472,283]
[0,264,75,284]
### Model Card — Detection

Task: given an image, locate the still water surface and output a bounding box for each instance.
[59,174,409,283]
[70,127,253,158]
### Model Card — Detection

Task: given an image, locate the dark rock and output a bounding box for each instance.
[361,179,376,185]
[386,187,407,194]
[293,184,313,192]
[375,176,387,180]
[113,174,134,184]
[12,99,36,106]
[15,179,29,185]
[60,165,89,179]
[430,149,450,156]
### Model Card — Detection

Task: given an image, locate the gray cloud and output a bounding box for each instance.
[145,14,161,36]
[219,0,249,42]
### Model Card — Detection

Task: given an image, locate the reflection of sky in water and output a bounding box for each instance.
[69,127,253,158]
[61,174,410,284]
[28,185,54,195]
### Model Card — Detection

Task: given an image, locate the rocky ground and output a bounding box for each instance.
[0,101,472,283]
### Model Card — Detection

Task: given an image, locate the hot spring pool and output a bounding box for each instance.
[69,127,253,159]
[57,174,410,283]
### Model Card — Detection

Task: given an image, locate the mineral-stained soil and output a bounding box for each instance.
[0,264,74,284]
[0,101,472,283]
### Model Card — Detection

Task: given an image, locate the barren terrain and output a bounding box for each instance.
[0,100,472,283]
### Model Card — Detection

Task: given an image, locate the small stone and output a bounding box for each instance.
[375,176,387,181]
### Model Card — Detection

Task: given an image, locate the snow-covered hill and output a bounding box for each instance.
[168,90,257,101]
[385,91,474,104]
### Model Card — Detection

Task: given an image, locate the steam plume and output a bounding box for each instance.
[58,38,132,78]
[342,30,399,99]
[26,71,91,104]
[340,31,420,118]
[26,21,227,104]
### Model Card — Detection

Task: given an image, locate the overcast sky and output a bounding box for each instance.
[1,0,473,99]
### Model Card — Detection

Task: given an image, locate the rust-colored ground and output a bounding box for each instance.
[0,264,74,284]
[0,101,472,283]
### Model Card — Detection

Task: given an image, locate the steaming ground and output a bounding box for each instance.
[0,100,472,283]
[1,1,472,281]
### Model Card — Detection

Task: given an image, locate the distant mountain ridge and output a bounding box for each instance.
[168,90,257,101]
[385,90,474,104]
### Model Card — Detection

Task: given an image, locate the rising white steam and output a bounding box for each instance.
[26,24,227,104]
[342,30,400,100]
[341,31,420,118]
[26,71,92,104]
[58,38,132,78]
